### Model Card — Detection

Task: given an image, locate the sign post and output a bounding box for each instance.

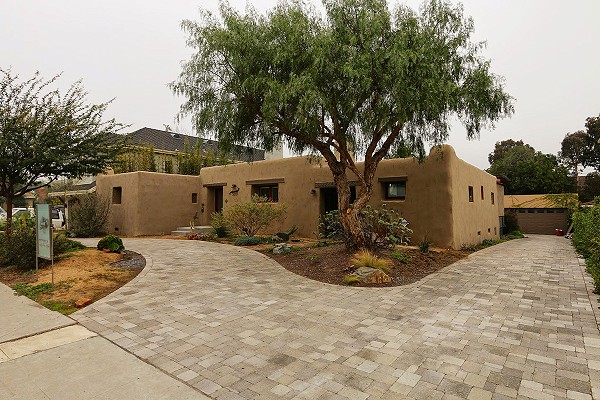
[36,204,54,285]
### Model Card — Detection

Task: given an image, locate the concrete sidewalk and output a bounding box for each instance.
[0,282,206,399]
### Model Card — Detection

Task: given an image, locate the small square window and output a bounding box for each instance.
[255,185,279,202]
[468,186,474,202]
[192,193,198,204]
[491,192,495,205]
[112,187,122,204]
[384,181,406,199]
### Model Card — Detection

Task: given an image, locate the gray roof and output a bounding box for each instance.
[125,127,265,163]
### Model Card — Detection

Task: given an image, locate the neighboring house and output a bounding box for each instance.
[504,194,577,234]
[97,145,505,249]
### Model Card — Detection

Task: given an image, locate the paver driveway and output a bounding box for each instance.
[74,235,600,399]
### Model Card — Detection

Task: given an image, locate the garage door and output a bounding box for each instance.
[514,208,568,235]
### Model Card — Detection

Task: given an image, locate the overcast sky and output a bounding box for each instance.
[1,0,599,170]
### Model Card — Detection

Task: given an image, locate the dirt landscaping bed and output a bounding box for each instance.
[0,248,145,314]
[264,242,470,287]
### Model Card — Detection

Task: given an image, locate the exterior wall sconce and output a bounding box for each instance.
[310,189,316,195]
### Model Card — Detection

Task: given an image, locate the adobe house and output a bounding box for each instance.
[504,194,576,235]
[97,145,505,249]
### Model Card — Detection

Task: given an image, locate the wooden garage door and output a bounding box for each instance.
[515,208,568,235]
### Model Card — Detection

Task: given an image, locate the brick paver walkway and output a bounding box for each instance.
[74,235,600,399]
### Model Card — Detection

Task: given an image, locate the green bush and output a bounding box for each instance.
[503,210,520,234]
[210,211,228,238]
[572,201,600,292]
[391,250,411,263]
[503,230,524,240]
[233,236,263,246]
[53,234,86,254]
[0,228,36,269]
[68,194,110,237]
[418,236,431,253]
[224,195,287,237]
[97,234,124,253]
[318,206,413,248]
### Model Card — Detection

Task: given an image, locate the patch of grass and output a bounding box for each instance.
[502,230,524,240]
[418,237,432,253]
[233,236,263,246]
[41,300,78,315]
[343,275,361,285]
[306,254,318,261]
[12,282,54,301]
[390,250,411,263]
[350,250,392,274]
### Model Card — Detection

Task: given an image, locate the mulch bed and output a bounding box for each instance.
[110,250,146,270]
[264,243,470,287]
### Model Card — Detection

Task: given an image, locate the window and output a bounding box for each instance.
[537,209,545,213]
[547,209,555,213]
[481,186,484,200]
[491,192,495,205]
[384,181,406,200]
[112,187,122,204]
[468,186,474,202]
[518,209,525,213]
[256,185,279,202]
[527,209,535,213]
[192,193,198,204]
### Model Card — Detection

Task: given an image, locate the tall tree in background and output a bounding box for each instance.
[583,115,600,170]
[0,69,124,234]
[487,141,572,195]
[560,130,591,175]
[172,0,513,248]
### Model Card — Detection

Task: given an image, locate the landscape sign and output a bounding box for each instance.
[36,204,53,261]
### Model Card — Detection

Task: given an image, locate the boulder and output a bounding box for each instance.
[272,243,292,254]
[351,267,391,284]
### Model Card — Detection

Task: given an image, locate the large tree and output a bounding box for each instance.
[487,141,573,195]
[560,130,591,175]
[0,69,124,234]
[172,0,513,248]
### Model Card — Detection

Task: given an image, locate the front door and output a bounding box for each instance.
[214,187,223,213]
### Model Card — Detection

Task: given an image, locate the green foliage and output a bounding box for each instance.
[503,230,524,240]
[172,0,513,248]
[343,275,361,285]
[177,139,204,175]
[0,227,36,269]
[210,211,228,238]
[319,207,412,249]
[487,140,573,195]
[390,250,411,264]
[224,195,287,237]
[41,300,77,315]
[114,146,156,173]
[12,282,54,301]
[503,210,520,233]
[572,203,600,292]
[418,236,432,253]
[579,172,600,203]
[0,68,124,234]
[53,234,85,254]
[350,250,392,274]
[233,236,263,246]
[96,234,124,253]
[68,194,111,238]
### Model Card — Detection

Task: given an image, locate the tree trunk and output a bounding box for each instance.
[4,195,13,236]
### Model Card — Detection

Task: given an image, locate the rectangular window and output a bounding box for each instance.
[518,209,526,213]
[385,181,406,200]
[527,209,535,213]
[112,187,122,204]
[557,209,565,213]
[481,186,484,200]
[537,209,545,213]
[491,192,495,205]
[256,185,279,202]
[468,186,474,202]
[192,193,198,204]
[547,209,555,213]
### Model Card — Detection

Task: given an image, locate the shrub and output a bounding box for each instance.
[572,202,600,292]
[350,250,392,274]
[68,194,110,237]
[233,236,263,246]
[0,228,36,269]
[418,236,431,253]
[318,206,413,248]
[503,210,519,234]
[503,230,524,240]
[318,210,344,240]
[390,250,411,263]
[210,211,228,238]
[343,275,361,285]
[224,195,287,237]
[53,234,86,254]
[97,234,124,253]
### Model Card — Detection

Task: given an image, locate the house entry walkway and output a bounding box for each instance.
[73,235,600,399]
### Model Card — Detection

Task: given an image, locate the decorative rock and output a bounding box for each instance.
[351,267,391,284]
[75,298,93,308]
[272,243,292,254]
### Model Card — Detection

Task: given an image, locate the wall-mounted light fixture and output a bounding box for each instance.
[310,189,316,195]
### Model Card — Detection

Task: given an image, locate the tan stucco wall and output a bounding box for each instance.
[448,150,502,249]
[97,145,503,249]
[97,172,201,236]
